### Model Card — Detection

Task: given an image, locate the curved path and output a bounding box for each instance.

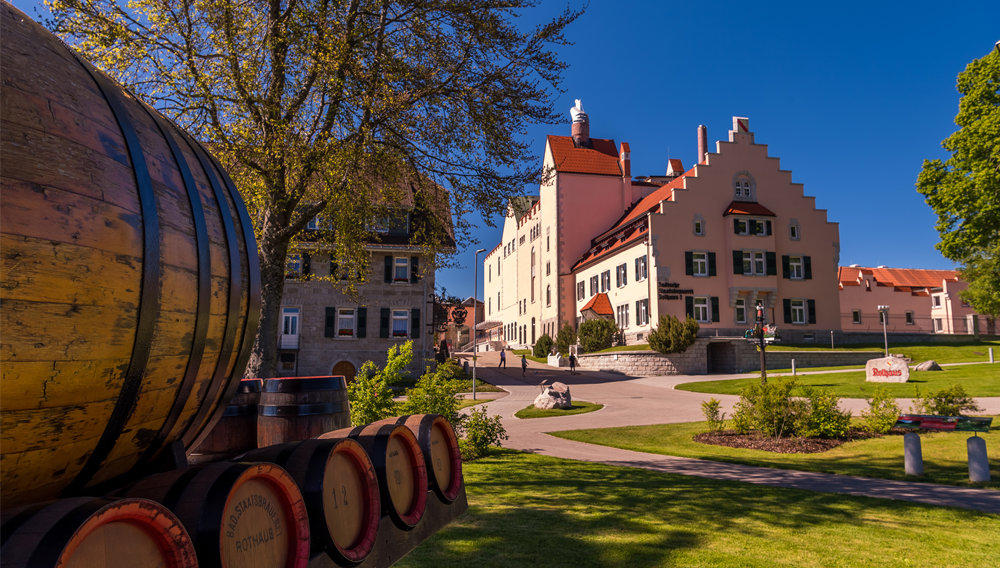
[457,351,1000,514]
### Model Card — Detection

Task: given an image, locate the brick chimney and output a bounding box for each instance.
[619,142,631,179]
[570,99,591,148]
[697,125,707,164]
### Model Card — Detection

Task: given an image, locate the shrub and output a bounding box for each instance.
[347,341,414,426]
[401,363,463,427]
[578,318,618,353]
[701,398,726,432]
[912,384,983,416]
[533,334,554,358]
[731,377,805,438]
[555,322,577,355]
[862,386,901,434]
[459,406,508,460]
[648,315,700,354]
[799,389,851,439]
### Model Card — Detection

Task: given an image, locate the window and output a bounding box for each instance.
[692,252,708,276]
[878,311,885,324]
[546,261,551,276]
[742,251,766,276]
[546,285,551,307]
[694,220,703,235]
[616,304,630,328]
[392,310,409,338]
[789,223,800,240]
[589,275,598,297]
[600,271,611,293]
[754,252,765,275]
[932,295,942,308]
[577,281,585,301]
[307,216,320,230]
[531,248,536,303]
[337,308,355,337]
[789,256,803,279]
[616,263,628,287]
[754,220,767,236]
[905,311,914,325]
[282,307,299,336]
[635,255,648,281]
[961,298,970,308]
[636,299,649,326]
[735,219,748,235]
[735,298,746,324]
[394,258,409,282]
[791,300,805,324]
[852,310,862,324]
[546,231,550,252]
[734,177,752,198]
[693,297,709,322]
[286,254,302,278]
[933,318,943,332]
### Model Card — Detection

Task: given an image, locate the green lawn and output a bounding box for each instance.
[768,339,1000,365]
[551,420,999,489]
[514,401,603,419]
[677,363,1000,398]
[512,349,548,364]
[398,450,1000,568]
[457,398,491,411]
[589,343,652,353]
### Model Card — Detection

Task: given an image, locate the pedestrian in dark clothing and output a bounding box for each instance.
[521,354,527,377]
[499,350,506,368]
[569,354,577,375]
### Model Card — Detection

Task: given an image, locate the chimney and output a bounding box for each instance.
[570,99,591,148]
[619,142,631,179]
[697,125,707,164]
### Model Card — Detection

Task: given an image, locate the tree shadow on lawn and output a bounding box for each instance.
[397,450,996,567]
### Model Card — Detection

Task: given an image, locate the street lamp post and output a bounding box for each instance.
[756,303,767,385]
[878,305,889,357]
[473,248,486,400]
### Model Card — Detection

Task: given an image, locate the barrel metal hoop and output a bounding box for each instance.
[133,106,213,469]
[259,402,349,417]
[178,136,243,450]
[222,404,259,417]
[263,376,345,393]
[197,464,250,566]
[25,499,112,568]
[0,501,51,547]
[63,59,162,496]
[161,466,206,512]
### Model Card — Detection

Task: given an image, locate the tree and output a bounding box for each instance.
[577,318,617,353]
[917,45,1000,318]
[647,315,699,354]
[555,322,577,355]
[46,0,583,376]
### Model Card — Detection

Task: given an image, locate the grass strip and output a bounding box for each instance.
[767,340,1000,364]
[398,449,1000,568]
[551,420,999,489]
[514,401,603,419]
[512,349,548,364]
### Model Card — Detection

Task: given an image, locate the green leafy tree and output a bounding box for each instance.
[647,315,699,354]
[400,364,462,427]
[555,322,577,355]
[577,318,618,353]
[44,0,584,377]
[917,46,1000,318]
[347,341,414,425]
[459,406,508,460]
[532,334,554,358]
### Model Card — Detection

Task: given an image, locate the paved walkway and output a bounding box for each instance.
[456,351,1000,514]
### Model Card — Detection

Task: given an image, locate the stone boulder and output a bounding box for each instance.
[865,357,910,383]
[534,381,572,410]
[915,360,943,371]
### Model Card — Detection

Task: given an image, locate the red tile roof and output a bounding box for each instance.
[723,201,776,217]
[547,135,622,176]
[667,159,684,174]
[571,228,646,271]
[838,266,959,288]
[580,292,614,317]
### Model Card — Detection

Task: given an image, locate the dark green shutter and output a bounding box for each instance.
[357,307,367,338]
[766,252,777,276]
[685,296,694,318]
[410,256,419,283]
[783,299,792,324]
[615,267,621,288]
[733,220,740,235]
[684,251,693,275]
[748,219,757,235]
[782,255,790,279]
[635,257,640,280]
[384,255,392,283]
[765,220,772,235]
[708,252,716,276]
[380,308,390,338]
[411,308,420,339]
[711,297,720,322]
[733,250,743,275]
[804,256,812,280]
[302,253,311,276]
[325,307,336,337]
[807,300,816,324]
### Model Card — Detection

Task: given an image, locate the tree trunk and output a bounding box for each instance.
[245,220,291,379]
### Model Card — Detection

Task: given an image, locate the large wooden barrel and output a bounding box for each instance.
[0,5,261,507]
[371,415,463,503]
[258,377,351,446]
[0,496,198,568]
[192,378,263,460]
[320,424,428,530]
[243,439,381,564]
[114,462,310,568]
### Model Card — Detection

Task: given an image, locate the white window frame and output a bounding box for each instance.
[393,257,410,283]
[933,318,943,332]
[391,309,409,339]
[932,295,942,308]
[546,261,551,276]
[601,270,611,293]
[337,308,356,338]
[735,219,749,235]
[852,310,862,324]
[789,223,800,240]
[546,285,551,307]
[636,299,649,326]
[693,297,710,323]
[692,252,708,276]
[577,281,585,301]
[789,256,803,279]
[616,263,627,288]
[590,275,598,297]
[735,298,746,324]
[616,304,630,328]
[282,307,300,336]
[905,311,914,325]
[791,299,806,325]
[636,255,648,282]
[754,219,767,236]
[742,251,766,276]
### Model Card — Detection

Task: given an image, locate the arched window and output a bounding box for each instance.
[530,248,536,303]
[531,318,536,344]
[546,285,551,306]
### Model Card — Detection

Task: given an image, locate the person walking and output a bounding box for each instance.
[499,350,506,368]
[521,354,528,377]
[569,353,577,375]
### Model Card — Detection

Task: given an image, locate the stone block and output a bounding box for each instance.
[866,357,909,383]
[968,436,990,483]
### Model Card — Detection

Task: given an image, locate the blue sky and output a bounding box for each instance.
[15,0,999,302]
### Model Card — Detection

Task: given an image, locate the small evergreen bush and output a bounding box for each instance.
[799,389,851,439]
[533,334,554,358]
[459,406,508,460]
[701,398,726,432]
[401,362,463,426]
[912,384,983,416]
[647,315,700,354]
[731,377,805,438]
[862,386,901,434]
[348,341,416,426]
[578,318,618,353]
[555,322,577,355]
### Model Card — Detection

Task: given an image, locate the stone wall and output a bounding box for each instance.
[740,348,884,372]
[576,339,711,375]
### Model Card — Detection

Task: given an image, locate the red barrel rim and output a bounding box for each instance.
[328,439,381,563]
[424,416,463,503]
[386,427,428,528]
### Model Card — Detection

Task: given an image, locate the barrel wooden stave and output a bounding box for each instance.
[401,415,463,504]
[0,4,258,507]
[0,496,198,568]
[194,379,262,457]
[258,377,351,447]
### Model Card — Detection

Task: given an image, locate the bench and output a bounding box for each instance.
[894,415,992,482]
[894,414,992,433]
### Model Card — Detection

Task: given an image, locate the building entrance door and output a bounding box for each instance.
[332,361,357,383]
